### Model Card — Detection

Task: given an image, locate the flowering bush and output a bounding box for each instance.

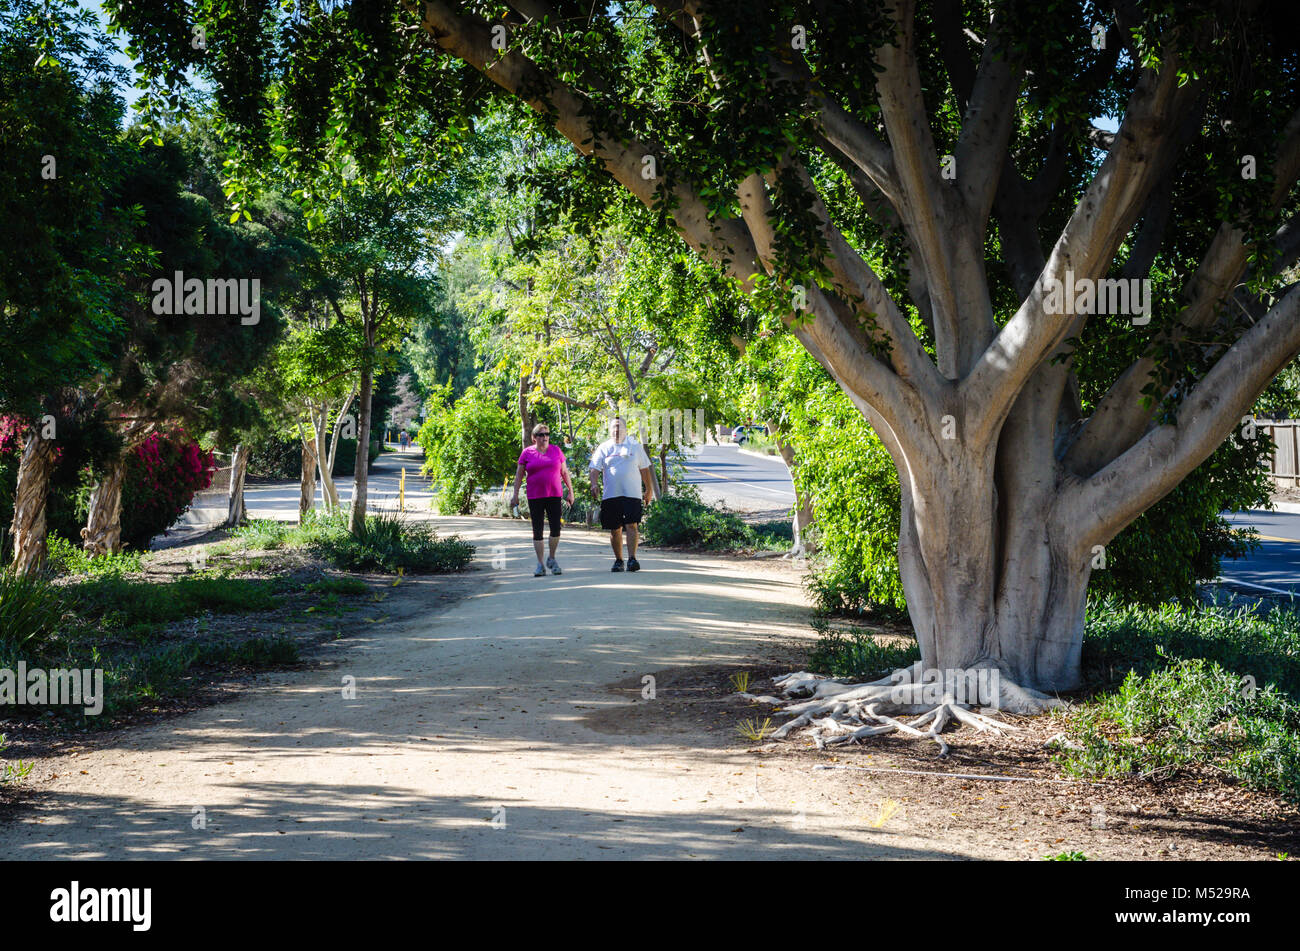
[120,431,215,550]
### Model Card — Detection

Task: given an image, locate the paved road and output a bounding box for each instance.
[242,447,435,520]
[677,444,795,515]
[1218,507,1300,597]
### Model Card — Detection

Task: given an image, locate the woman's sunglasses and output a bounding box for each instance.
[534,432,550,438]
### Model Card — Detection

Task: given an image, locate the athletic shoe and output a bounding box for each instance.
[547,556,562,575]
[611,559,625,572]
[534,563,547,577]
[627,557,640,572]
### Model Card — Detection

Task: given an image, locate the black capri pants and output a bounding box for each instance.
[528,496,563,541]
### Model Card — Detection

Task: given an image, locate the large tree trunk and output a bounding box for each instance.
[348,365,374,533]
[225,444,249,527]
[9,432,58,575]
[896,462,1090,696]
[81,455,127,557]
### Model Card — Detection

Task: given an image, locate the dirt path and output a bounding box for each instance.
[2,517,1293,860]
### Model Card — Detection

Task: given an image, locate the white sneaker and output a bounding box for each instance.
[533,563,546,577]
[546,556,561,575]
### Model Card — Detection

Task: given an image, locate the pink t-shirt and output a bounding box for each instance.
[518,444,566,499]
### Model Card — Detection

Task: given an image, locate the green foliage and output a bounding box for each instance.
[1056,657,1300,802]
[1043,851,1089,861]
[0,0,133,415]
[315,512,474,574]
[232,509,472,574]
[0,733,33,787]
[330,436,381,478]
[417,384,517,514]
[0,567,62,651]
[248,435,302,480]
[63,573,280,637]
[1052,598,1300,802]
[640,485,788,551]
[642,492,750,549]
[1080,597,1300,697]
[46,535,142,577]
[805,618,922,681]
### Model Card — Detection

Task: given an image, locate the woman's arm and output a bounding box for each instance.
[510,463,526,506]
[560,464,574,503]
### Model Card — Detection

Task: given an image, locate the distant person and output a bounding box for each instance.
[589,416,653,572]
[511,423,574,577]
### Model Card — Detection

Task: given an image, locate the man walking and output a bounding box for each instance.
[589,416,654,572]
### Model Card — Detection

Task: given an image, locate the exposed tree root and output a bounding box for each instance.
[741,666,1064,754]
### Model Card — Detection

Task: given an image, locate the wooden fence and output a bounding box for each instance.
[1261,419,1300,488]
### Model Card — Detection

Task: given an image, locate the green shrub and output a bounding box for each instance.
[1,733,33,787]
[641,490,752,549]
[315,512,474,573]
[805,617,921,680]
[331,436,382,478]
[1051,599,1300,802]
[1055,657,1300,801]
[248,435,302,480]
[46,534,142,577]
[0,568,62,651]
[1081,596,1300,698]
[416,384,518,514]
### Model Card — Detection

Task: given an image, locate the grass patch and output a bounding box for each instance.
[62,573,281,638]
[4,635,304,726]
[0,568,63,652]
[227,509,474,574]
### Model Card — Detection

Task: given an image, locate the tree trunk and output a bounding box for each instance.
[771,427,813,555]
[298,432,318,522]
[81,455,127,557]
[9,432,58,575]
[225,444,248,527]
[314,409,337,509]
[518,372,532,450]
[348,365,374,533]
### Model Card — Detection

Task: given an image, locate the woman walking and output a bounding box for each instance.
[510,423,574,576]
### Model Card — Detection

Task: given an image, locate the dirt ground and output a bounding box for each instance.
[1,516,1295,860]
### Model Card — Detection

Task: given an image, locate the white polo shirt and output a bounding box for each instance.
[589,437,651,500]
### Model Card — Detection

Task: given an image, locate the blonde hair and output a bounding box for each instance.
[531,423,551,437]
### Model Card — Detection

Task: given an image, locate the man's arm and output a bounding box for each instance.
[589,466,601,500]
[640,466,653,504]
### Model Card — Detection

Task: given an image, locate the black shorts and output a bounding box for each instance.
[528,497,562,540]
[600,496,643,531]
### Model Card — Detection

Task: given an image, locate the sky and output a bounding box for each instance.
[77,0,142,111]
